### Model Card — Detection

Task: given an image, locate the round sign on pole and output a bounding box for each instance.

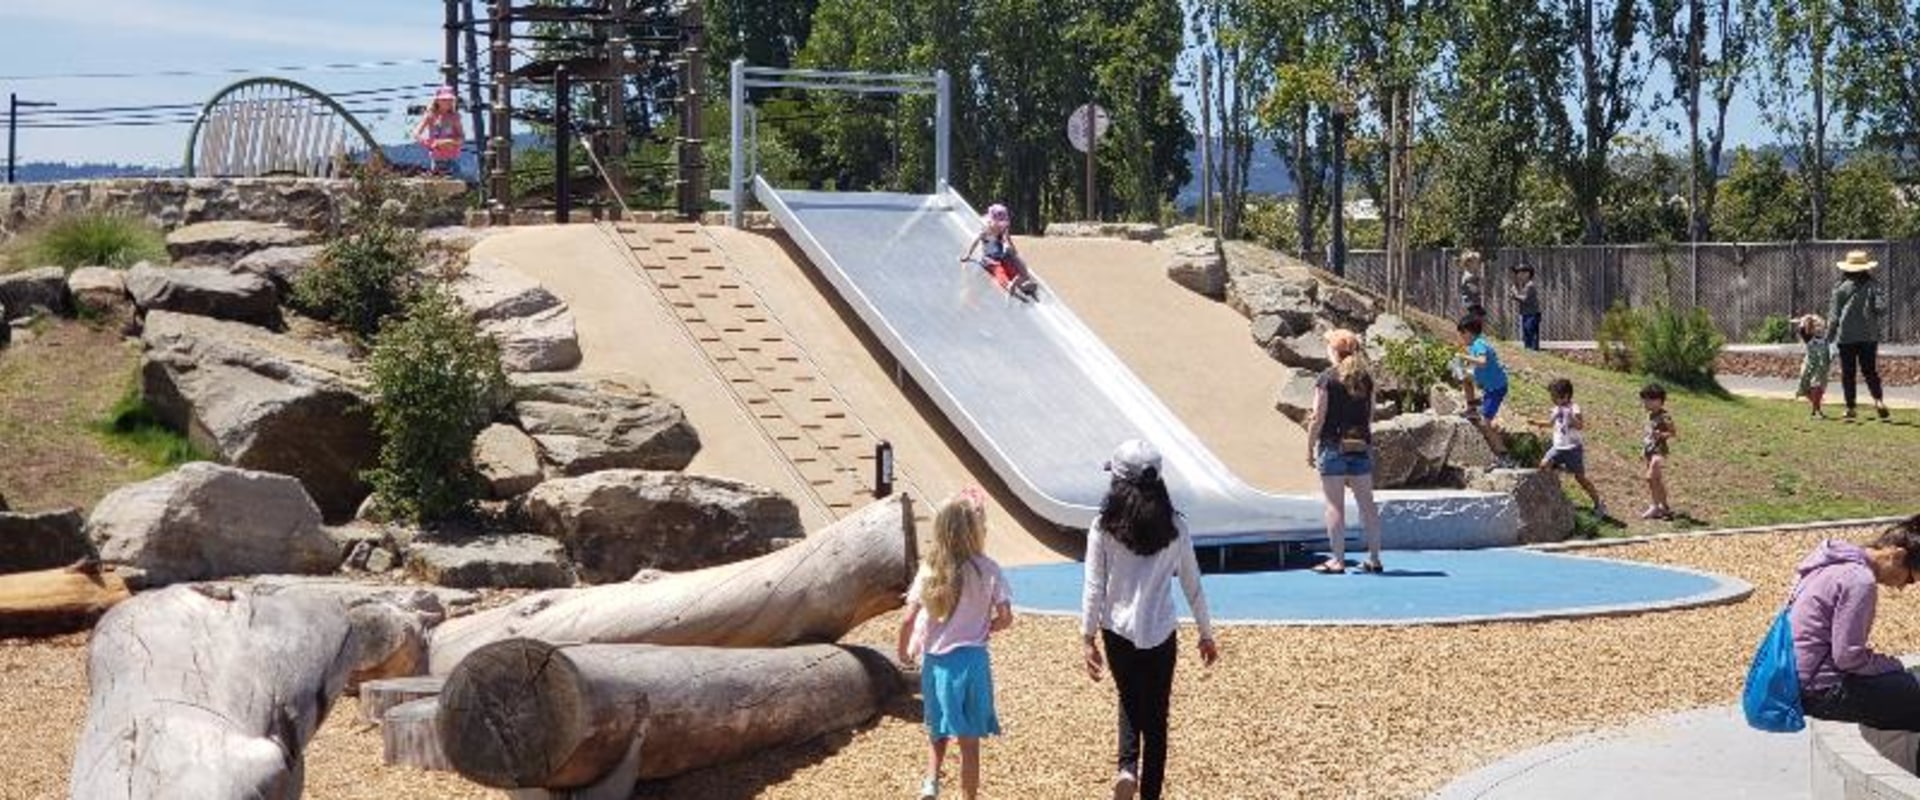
[1067,104,1111,153]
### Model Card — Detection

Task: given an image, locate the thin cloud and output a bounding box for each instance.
[0,1,433,58]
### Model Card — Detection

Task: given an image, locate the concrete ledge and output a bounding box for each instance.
[1811,717,1920,799]
[1378,489,1522,549]
[1528,516,1910,554]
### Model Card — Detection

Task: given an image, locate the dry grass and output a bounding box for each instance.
[6,528,1915,799]
[0,320,156,513]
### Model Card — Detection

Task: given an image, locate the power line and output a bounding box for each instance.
[0,58,440,82]
[14,84,439,119]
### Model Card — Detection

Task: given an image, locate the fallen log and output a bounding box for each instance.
[70,584,437,799]
[0,559,131,637]
[437,638,903,790]
[428,493,915,673]
[360,675,447,725]
[383,698,454,772]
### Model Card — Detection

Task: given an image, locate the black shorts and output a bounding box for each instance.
[1544,447,1586,475]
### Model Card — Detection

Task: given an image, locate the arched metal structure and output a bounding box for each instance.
[183,77,380,178]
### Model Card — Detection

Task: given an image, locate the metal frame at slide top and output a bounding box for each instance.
[754,178,1335,544]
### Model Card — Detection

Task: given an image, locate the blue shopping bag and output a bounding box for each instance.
[1743,606,1806,733]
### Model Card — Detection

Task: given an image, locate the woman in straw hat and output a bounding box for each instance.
[1825,250,1890,421]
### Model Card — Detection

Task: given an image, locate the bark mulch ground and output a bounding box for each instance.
[7,527,1914,799]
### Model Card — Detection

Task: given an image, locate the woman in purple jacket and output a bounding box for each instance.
[1794,515,1920,730]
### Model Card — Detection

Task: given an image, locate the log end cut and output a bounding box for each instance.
[437,638,607,788]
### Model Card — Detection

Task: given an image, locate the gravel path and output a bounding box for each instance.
[7,528,1917,799]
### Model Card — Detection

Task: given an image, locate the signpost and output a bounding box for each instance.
[1067,103,1109,220]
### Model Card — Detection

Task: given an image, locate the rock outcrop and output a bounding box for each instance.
[0,509,91,574]
[0,267,71,321]
[126,262,281,328]
[1468,468,1577,544]
[1155,233,1227,300]
[164,220,316,268]
[66,267,131,319]
[524,470,802,582]
[404,534,575,589]
[472,424,543,499]
[1369,412,1497,489]
[231,244,324,292]
[86,463,341,585]
[511,375,700,476]
[139,311,376,521]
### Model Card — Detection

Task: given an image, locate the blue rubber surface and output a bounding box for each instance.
[1007,549,1750,625]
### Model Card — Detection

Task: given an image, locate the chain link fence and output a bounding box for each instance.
[1337,241,1920,342]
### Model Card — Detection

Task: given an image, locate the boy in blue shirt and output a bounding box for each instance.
[1457,315,1513,468]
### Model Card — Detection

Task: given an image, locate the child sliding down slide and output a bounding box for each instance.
[959,203,1040,300]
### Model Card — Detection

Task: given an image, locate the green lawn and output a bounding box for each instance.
[1492,341,1919,536]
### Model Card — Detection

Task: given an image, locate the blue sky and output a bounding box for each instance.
[0,0,1777,169]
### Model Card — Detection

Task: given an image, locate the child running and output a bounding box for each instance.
[1537,378,1606,518]
[897,487,1013,800]
[1640,383,1678,520]
[1794,313,1835,419]
[1456,315,1513,468]
[959,203,1038,299]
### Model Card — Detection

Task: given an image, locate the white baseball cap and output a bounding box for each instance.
[1105,439,1162,481]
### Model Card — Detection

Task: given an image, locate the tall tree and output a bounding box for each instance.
[708,0,822,67]
[1534,0,1652,244]
[1834,2,1920,159]
[1757,0,1842,239]
[1429,0,1552,249]
[1648,0,1755,241]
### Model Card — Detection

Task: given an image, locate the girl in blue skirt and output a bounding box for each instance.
[898,487,1014,799]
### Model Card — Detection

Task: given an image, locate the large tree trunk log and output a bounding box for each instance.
[383,698,454,772]
[428,494,915,673]
[437,638,903,789]
[0,560,131,637]
[70,584,438,799]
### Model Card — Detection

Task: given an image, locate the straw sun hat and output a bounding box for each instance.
[1836,250,1879,272]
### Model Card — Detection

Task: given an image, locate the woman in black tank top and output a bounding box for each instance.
[1304,329,1384,574]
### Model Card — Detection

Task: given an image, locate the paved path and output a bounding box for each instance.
[1718,375,1920,409]
[1430,705,1808,800]
[1544,341,1920,358]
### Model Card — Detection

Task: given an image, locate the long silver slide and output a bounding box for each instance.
[755,180,1333,543]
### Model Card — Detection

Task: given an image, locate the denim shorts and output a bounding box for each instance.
[1543,446,1585,475]
[1316,443,1373,477]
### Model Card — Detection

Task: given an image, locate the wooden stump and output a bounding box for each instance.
[436,638,903,789]
[382,698,453,772]
[0,560,131,637]
[360,675,447,725]
[428,494,915,673]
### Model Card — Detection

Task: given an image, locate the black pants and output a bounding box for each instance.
[1803,670,1920,732]
[1105,629,1177,800]
[1837,342,1885,410]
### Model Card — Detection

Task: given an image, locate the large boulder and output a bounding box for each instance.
[125,262,281,328]
[472,424,543,499]
[524,470,802,582]
[0,266,71,321]
[67,267,131,319]
[404,534,575,589]
[1269,329,1333,371]
[512,375,700,476]
[1155,234,1226,300]
[1468,468,1577,544]
[483,305,583,373]
[164,220,316,268]
[139,311,376,521]
[1274,367,1321,425]
[449,258,562,322]
[231,244,324,292]
[1369,412,1498,488]
[85,463,341,585]
[1321,284,1379,331]
[0,508,91,574]
[1227,269,1319,335]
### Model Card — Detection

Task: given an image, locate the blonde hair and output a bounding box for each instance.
[1460,250,1482,271]
[1324,328,1373,396]
[920,489,989,622]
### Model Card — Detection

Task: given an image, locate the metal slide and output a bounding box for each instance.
[756,179,1333,543]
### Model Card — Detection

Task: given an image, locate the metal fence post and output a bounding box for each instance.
[934,70,950,195]
[729,58,745,228]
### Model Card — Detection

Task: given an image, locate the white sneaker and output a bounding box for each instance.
[919,776,939,799]
[1113,769,1138,800]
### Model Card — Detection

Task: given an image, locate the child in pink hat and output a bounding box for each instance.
[959,203,1038,299]
[412,86,464,175]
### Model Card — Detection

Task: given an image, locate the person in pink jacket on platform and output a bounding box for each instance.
[1792,515,1920,731]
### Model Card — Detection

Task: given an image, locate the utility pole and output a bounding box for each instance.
[1328,94,1351,278]
[8,94,57,184]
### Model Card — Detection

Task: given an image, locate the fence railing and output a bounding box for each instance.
[1333,241,1920,343]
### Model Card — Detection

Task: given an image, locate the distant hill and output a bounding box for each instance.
[10,162,179,182]
[1177,138,1296,209]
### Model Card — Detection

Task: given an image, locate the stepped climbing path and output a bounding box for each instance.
[600,221,928,525]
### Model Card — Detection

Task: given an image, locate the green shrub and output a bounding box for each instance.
[1596,302,1640,372]
[1505,430,1547,468]
[293,163,423,339]
[364,287,507,523]
[1636,305,1725,389]
[13,213,165,270]
[1378,336,1456,412]
[1753,314,1794,344]
[94,383,209,468]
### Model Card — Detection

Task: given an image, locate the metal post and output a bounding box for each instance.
[729,58,745,228]
[442,0,461,90]
[7,95,55,185]
[678,0,707,218]
[606,0,629,219]
[1329,102,1349,278]
[461,0,486,193]
[1084,105,1096,221]
[555,66,572,224]
[873,440,894,499]
[1199,53,1211,228]
[934,70,950,194]
[488,0,513,224]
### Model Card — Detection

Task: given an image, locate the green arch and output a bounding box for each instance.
[183,76,381,178]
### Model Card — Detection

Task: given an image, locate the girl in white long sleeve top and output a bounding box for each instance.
[1081,439,1218,800]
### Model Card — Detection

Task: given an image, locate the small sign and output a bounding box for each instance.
[1067,104,1111,153]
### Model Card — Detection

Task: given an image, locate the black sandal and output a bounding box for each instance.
[1358,560,1384,574]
